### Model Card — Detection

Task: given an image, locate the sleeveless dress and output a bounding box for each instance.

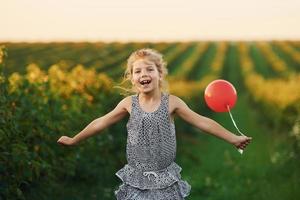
[114,92,191,200]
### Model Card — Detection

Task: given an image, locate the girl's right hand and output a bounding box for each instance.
[57,136,76,146]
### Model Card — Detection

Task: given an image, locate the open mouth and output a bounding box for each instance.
[140,80,151,86]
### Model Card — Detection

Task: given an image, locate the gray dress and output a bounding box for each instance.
[114,92,191,200]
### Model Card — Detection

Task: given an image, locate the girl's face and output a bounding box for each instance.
[131,59,161,94]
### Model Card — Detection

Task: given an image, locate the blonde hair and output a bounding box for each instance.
[114,48,169,96]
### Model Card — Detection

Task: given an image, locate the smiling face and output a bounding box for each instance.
[131,58,162,94]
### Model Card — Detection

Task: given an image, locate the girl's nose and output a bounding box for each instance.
[141,70,148,77]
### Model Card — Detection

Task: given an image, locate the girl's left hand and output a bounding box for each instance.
[232,135,252,150]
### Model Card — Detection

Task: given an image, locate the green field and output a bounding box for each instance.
[1,41,300,200]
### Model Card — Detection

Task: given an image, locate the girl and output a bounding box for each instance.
[57,48,252,199]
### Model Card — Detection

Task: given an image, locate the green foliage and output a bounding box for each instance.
[0,51,123,198]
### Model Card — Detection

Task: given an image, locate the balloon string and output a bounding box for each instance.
[226,105,245,155]
[226,105,245,136]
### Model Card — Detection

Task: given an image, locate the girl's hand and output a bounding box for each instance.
[57,136,76,146]
[231,135,252,150]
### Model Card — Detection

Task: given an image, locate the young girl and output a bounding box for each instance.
[57,48,252,199]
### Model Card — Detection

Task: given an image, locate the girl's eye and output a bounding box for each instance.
[135,71,140,73]
[148,69,154,71]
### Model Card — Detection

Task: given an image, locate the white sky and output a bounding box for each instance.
[1,0,300,42]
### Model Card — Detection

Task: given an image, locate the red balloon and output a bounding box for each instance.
[204,79,237,112]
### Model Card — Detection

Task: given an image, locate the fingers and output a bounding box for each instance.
[57,136,75,146]
[57,139,66,145]
[57,137,68,146]
[238,144,246,150]
[238,137,252,150]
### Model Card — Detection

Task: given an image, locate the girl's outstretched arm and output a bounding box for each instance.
[57,96,130,146]
[171,95,252,150]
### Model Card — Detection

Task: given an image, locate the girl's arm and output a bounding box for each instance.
[171,95,252,150]
[57,96,130,146]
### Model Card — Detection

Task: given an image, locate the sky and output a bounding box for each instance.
[1,0,300,42]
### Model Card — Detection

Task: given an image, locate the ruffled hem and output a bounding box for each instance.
[177,180,191,197]
[114,180,191,199]
[115,162,191,197]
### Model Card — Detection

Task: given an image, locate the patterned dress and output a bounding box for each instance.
[114,92,191,200]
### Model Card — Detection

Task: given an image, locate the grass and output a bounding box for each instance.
[177,92,299,200]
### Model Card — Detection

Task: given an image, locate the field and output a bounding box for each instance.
[1,41,300,200]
